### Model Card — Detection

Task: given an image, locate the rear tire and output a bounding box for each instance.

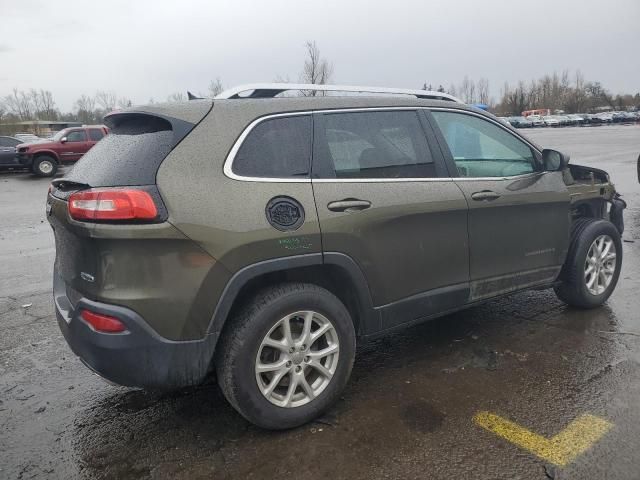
[554,219,622,308]
[32,156,58,177]
[216,283,356,430]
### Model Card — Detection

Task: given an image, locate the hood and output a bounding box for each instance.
[17,139,58,150]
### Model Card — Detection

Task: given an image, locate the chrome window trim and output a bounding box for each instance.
[223,111,313,183]
[223,107,545,184]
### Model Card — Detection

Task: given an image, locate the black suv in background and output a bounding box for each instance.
[0,136,23,169]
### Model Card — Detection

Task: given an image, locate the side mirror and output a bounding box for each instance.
[542,149,569,171]
[60,137,68,143]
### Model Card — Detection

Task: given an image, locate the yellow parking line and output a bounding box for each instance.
[473,411,613,466]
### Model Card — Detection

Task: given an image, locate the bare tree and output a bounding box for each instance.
[273,74,292,83]
[167,92,186,103]
[38,90,58,120]
[208,77,224,97]
[74,94,97,124]
[117,97,133,109]
[299,41,333,96]
[459,76,477,103]
[477,78,490,105]
[4,88,33,120]
[95,90,118,112]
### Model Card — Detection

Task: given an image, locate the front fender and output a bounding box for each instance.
[32,149,60,162]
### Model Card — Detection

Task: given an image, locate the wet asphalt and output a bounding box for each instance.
[1,125,639,479]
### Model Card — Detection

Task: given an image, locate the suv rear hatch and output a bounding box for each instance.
[48,100,217,340]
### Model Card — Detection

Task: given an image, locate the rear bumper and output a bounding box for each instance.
[54,271,216,388]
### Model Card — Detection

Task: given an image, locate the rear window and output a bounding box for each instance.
[64,114,176,187]
[232,115,312,178]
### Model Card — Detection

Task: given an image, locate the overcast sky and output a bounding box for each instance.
[1,0,638,111]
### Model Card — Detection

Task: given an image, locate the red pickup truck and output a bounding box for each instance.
[16,125,108,177]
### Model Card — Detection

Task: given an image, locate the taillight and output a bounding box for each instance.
[68,188,158,222]
[80,309,127,333]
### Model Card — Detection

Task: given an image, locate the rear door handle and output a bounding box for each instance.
[327,199,371,212]
[471,190,501,201]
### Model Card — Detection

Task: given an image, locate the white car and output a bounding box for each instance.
[595,112,614,123]
[543,116,560,127]
[527,115,545,127]
[14,133,44,144]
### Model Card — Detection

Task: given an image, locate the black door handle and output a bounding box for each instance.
[471,190,501,201]
[327,199,371,212]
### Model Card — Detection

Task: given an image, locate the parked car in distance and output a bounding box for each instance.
[613,111,637,123]
[497,117,512,128]
[14,132,44,144]
[554,115,574,127]
[527,114,545,127]
[16,125,108,177]
[593,112,614,124]
[48,83,626,429]
[0,136,24,170]
[507,116,534,128]
[567,114,585,126]
[543,115,560,127]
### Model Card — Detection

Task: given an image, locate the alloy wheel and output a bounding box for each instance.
[584,234,617,295]
[255,310,339,408]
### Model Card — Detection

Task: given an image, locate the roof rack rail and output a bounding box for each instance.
[214,83,463,103]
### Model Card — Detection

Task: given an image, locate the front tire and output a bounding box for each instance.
[554,219,622,308]
[32,156,58,177]
[216,283,356,430]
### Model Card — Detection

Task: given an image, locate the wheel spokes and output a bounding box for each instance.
[282,373,300,407]
[256,310,340,408]
[282,316,294,346]
[262,369,289,397]
[309,360,333,380]
[262,337,290,352]
[308,344,339,359]
[256,358,289,373]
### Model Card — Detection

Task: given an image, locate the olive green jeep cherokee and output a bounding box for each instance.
[48,84,626,429]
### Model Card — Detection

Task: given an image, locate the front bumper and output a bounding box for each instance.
[54,271,216,388]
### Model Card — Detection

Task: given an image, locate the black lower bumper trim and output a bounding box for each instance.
[54,272,216,388]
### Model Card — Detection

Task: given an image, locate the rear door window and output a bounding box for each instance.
[313,110,437,178]
[232,115,312,178]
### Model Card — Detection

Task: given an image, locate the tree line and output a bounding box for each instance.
[430,70,639,115]
[2,41,637,127]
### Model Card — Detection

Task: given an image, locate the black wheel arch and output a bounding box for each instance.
[33,151,60,163]
[207,252,378,352]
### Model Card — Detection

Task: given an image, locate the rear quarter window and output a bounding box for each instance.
[232,115,312,178]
